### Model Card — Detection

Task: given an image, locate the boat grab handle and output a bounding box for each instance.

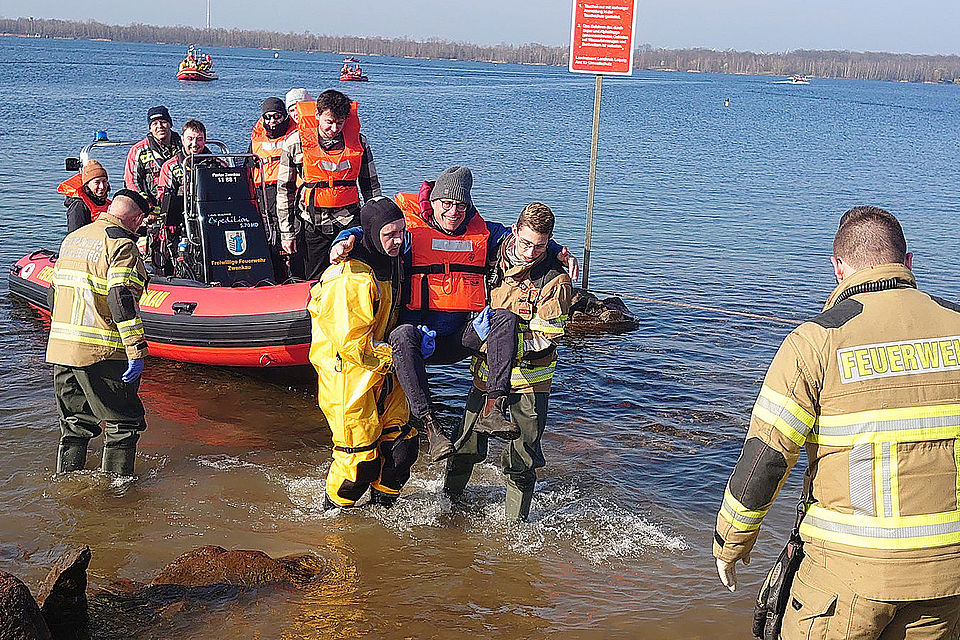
[172,302,198,315]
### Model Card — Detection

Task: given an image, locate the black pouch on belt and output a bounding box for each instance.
[752,496,806,640]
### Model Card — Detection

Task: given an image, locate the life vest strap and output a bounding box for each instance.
[333,441,379,454]
[410,264,487,275]
[303,179,357,189]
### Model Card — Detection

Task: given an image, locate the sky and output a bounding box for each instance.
[3,0,960,56]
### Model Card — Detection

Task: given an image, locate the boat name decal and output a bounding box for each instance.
[139,290,171,309]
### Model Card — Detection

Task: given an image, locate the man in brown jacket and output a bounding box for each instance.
[443,202,574,522]
[46,190,151,476]
[715,206,960,639]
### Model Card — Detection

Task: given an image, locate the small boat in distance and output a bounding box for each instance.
[775,74,810,85]
[177,45,218,81]
[340,59,369,82]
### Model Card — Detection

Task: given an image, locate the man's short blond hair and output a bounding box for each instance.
[517,202,555,235]
[833,206,907,269]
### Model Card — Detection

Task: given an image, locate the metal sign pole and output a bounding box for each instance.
[582,73,602,291]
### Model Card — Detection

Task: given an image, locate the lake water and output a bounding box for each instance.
[2,35,960,639]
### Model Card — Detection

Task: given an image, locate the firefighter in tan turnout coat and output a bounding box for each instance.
[46,190,151,476]
[714,206,960,639]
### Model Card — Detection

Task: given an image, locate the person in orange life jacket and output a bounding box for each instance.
[330,166,580,460]
[275,89,382,281]
[124,106,181,213]
[247,97,299,279]
[59,159,110,233]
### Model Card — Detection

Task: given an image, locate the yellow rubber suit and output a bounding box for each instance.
[308,258,415,507]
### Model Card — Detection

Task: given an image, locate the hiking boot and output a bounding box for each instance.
[473,396,520,440]
[422,413,455,462]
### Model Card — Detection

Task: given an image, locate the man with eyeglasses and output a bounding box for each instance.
[330,166,579,465]
[248,97,299,279]
[443,202,573,522]
[124,105,181,215]
[276,89,381,280]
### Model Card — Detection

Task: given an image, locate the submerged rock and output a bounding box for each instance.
[36,546,90,640]
[0,571,52,640]
[151,545,326,588]
[566,288,640,333]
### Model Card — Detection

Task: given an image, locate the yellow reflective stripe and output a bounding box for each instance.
[800,504,960,550]
[811,403,960,446]
[107,266,146,289]
[529,315,566,334]
[52,269,109,295]
[720,487,768,532]
[472,358,557,387]
[753,385,815,446]
[955,440,960,512]
[116,317,145,341]
[49,322,123,349]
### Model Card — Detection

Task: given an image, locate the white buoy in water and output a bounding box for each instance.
[274,52,279,59]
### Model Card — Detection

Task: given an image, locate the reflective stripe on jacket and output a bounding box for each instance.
[472,237,573,393]
[46,212,149,367]
[714,263,960,600]
[296,101,363,209]
[395,192,489,313]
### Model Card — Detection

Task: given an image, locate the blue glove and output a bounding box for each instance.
[472,306,492,342]
[417,324,436,358]
[121,358,144,383]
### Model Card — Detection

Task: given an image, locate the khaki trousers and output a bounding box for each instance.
[781,554,960,640]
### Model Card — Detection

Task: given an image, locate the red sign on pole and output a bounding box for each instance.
[568,0,638,75]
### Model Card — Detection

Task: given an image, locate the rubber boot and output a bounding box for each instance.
[101,446,136,476]
[442,455,475,500]
[56,442,88,473]
[368,489,397,509]
[322,494,341,511]
[422,413,455,462]
[473,396,520,440]
[504,474,535,523]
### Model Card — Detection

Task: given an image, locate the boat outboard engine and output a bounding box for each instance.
[183,163,275,285]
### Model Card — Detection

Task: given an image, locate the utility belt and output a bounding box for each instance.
[753,474,809,640]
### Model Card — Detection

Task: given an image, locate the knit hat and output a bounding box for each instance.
[81,160,108,185]
[429,166,473,205]
[262,97,286,116]
[147,105,172,124]
[284,88,315,111]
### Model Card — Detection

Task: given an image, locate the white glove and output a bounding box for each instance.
[716,553,750,592]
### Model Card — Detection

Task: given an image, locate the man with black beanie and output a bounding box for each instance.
[248,97,300,278]
[307,197,419,509]
[124,105,181,213]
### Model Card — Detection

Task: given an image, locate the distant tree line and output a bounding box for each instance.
[4,16,960,83]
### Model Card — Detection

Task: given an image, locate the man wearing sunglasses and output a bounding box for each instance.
[330,166,579,465]
[248,97,299,279]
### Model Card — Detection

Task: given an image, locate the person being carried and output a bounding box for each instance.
[124,106,181,214]
[330,166,579,463]
[715,206,960,639]
[443,202,573,522]
[308,197,418,510]
[247,97,299,280]
[46,190,151,476]
[58,159,110,233]
[276,89,381,280]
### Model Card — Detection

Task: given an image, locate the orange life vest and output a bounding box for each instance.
[250,117,296,185]
[394,192,488,313]
[57,173,110,221]
[295,101,363,211]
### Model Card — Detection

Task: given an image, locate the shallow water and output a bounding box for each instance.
[2,36,960,639]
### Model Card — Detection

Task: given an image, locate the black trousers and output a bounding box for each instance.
[388,308,519,418]
[54,360,146,450]
[302,207,360,280]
